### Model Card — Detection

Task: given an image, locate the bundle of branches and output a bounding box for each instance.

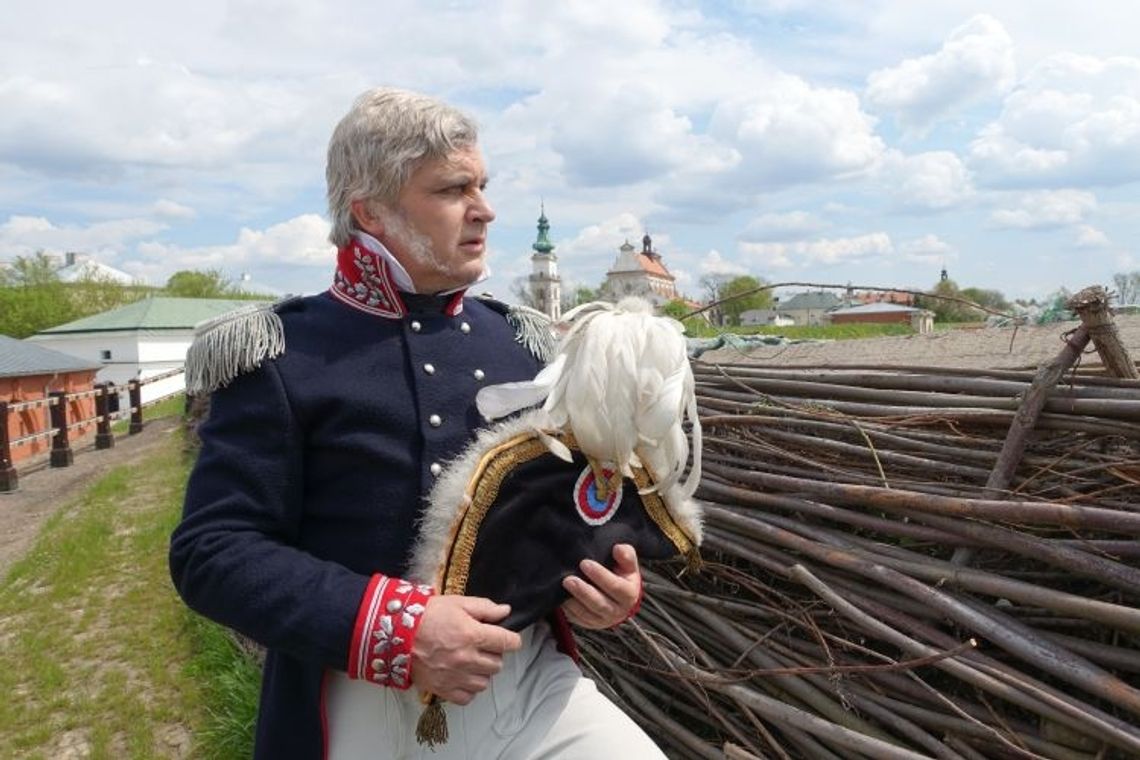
[577,358,1140,760]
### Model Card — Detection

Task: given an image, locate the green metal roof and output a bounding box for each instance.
[35,297,270,334]
[532,204,555,255]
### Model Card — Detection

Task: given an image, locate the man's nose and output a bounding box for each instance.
[470,192,495,224]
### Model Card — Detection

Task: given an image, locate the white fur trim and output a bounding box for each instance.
[408,409,703,588]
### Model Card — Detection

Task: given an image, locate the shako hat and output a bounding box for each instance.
[408,297,704,745]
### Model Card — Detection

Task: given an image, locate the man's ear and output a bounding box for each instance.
[351,199,385,238]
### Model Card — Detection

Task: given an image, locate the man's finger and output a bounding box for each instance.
[576,559,634,601]
[459,596,512,622]
[445,688,478,706]
[475,622,523,653]
[563,574,621,620]
[562,598,604,628]
[613,543,640,575]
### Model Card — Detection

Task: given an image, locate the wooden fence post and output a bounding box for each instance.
[49,391,74,467]
[128,379,143,434]
[95,383,115,450]
[0,401,17,492]
[1067,285,1139,379]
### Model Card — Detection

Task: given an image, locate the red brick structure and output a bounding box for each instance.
[1,336,100,465]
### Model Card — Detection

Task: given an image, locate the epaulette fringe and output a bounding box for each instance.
[185,302,286,395]
[505,304,557,363]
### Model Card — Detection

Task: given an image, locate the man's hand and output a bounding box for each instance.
[561,544,642,629]
[411,595,522,705]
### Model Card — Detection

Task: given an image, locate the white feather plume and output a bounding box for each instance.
[476,296,703,540]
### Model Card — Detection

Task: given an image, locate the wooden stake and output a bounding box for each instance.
[1068,285,1139,379]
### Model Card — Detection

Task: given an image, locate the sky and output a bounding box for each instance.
[2,0,1138,305]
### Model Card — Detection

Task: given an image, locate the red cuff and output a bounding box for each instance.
[347,574,435,689]
[549,608,580,662]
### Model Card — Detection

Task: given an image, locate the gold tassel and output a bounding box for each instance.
[588,458,609,500]
[685,546,703,574]
[415,697,449,747]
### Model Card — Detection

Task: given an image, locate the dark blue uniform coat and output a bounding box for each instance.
[170,291,542,759]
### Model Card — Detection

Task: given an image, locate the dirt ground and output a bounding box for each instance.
[0,416,181,578]
[698,314,1140,371]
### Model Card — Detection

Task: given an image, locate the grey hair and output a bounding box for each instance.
[326,87,479,246]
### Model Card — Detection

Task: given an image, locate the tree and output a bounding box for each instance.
[0,253,155,337]
[698,273,733,325]
[959,287,1010,313]
[572,286,597,307]
[0,253,76,337]
[1113,271,1140,305]
[917,278,1002,322]
[0,251,60,287]
[660,299,689,320]
[164,269,233,298]
[718,275,773,326]
[508,275,538,308]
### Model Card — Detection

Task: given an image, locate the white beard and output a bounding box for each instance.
[376,207,451,281]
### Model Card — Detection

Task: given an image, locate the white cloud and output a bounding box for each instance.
[741,232,894,269]
[883,150,975,210]
[0,214,167,257]
[709,76,885,187]
[0,57,346,207]
[699,249,749,276]
[899,234,956,263]
[1075,224,1110,248]
[866,14,1015,134]
[551,212,650,285]
[134,214,334,282]
[550,84,738,187]
[742,211,828,241]
[988,189,1097,229]
[152,199,197,220]
[969,52,1140,187]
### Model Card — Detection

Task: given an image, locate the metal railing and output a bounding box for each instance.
[1,367,186,493]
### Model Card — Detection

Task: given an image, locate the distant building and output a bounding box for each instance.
[740,309,795,327]
[826,302,935,334]
[780,291,842,326]
[54,252,138,285]
[28,297,269,403]
[599,234,679,309]
[0,335,101,465]
[850,290,916,307]
[527,207,562,320]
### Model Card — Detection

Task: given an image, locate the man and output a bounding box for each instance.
[170,87,665,759]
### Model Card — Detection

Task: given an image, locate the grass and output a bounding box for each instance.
[0,427,260,758]
[111,393,187,435]
[734,323,914,340]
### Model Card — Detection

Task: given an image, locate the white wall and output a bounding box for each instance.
[30,330,189,405]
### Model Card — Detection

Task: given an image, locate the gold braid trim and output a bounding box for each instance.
[630,458,699,567]
[437,432,699,596]
[440,433,551,595]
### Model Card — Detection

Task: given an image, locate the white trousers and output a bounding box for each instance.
[326,622,666,759]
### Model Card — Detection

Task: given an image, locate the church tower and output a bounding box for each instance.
[528,204,562,320]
